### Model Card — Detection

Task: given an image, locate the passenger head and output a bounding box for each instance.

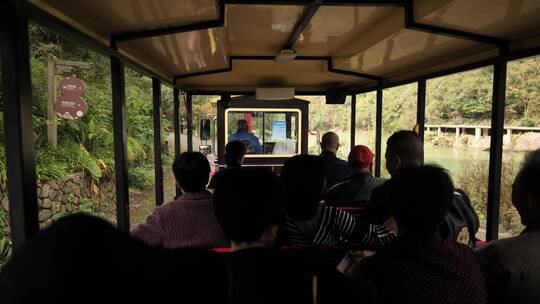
[512,160,540,226]
[172,152,210,193]
[320,132,340,154]
[225,140,247,167]
[213,168,284,249]
[0,213,152,303]
[348,145,374,173]
[524,148,540,165]
[385,130,424,176]
[389,165,454,238]
[237,119,248,132]
[281,155,325,221]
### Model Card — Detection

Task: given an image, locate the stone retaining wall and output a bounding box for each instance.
[0,172,116,228]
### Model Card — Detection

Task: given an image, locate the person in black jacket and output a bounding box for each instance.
[360,130,479,247]
[353,166,487,304]
[326,145,385,207]
[208,140,247,189]
[213,168,313,304]
[319,131,351,189]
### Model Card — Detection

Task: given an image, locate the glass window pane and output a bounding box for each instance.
[381,83,417,178]
[29,23,116,230]
[499,55,540,237]
[0,46,13,269]
[355,92,376,152]
[179,93,188,153]
[191,95,218,161]
[425,67,493,241]
[305,96,352,159]
[125,69,155,228]
[226,110,300,155]
[160,85,176,204]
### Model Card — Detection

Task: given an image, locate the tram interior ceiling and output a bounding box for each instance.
[0,0,540,248]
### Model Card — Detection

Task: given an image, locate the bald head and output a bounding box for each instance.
[321,132,340,153]
[385,130,424,176]
[524,149,540,165]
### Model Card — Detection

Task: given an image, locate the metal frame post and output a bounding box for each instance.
[152,78,164,206]
[186,93,194,152]
[417,79,426,142]
[375,88,383,177]
[486,61,507,241]
[350,94,356,149]
[110,49,130,231]
[0,2,39,248]
[173,88,181,198]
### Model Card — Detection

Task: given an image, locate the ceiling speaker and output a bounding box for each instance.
[325,88,346,104]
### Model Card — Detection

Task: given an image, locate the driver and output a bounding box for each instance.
[228,119,262,154]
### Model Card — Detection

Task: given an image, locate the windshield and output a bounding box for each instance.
[225,109,300,156]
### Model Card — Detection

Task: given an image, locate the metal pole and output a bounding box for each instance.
[110,45,130,231]
[0,2,39,248]
[47,55,57,146]
[486,61,507,241]
[152,78,164,206]
[375,88,383,177]
[417,79,426,143]
[186,93,193,152]
[350,94,356,149]
[173,88,181,198]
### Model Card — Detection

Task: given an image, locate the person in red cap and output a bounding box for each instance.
[326,145,385,207]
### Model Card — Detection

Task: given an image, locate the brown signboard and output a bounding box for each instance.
[54,75,88,120]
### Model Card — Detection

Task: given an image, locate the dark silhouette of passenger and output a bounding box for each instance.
[228,119,262,154]
[362,130,479,247]
[353,165,487,304]
[476,150,540,304]
[281,155,395,248]
[0,213,228,304]
[361,130,424,224]
[213,168,312,304]
[319,132,351,189]
[326,145,385,207]
[132,152,228,248]
[208,140,247,189]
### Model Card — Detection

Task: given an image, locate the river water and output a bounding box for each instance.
[424,146,526,181]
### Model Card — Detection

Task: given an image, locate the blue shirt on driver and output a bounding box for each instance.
[229,130,262,154]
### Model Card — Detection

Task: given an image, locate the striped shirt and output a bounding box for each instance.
[286,206,395,248]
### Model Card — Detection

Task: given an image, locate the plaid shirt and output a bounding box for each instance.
[354,236,487,304]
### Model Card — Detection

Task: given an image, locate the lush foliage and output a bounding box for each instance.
[0,24,176,266]
[457,159,523,236]
[22,24,173,187]
[0,207,10,270]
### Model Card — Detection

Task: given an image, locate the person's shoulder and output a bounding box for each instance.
[327,180,348,195]
[370,180,389,195]
[476,233,534,263]
[372,177,386,186]
[248,133,260,141]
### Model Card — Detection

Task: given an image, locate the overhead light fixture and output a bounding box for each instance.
[256,88,295,100]
[274,49,296,63]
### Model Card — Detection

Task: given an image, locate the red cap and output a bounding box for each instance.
[348,145,374,168]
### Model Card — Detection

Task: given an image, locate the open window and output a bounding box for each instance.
[225,109,301,157]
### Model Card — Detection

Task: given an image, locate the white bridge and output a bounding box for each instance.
[425,124,540,145]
